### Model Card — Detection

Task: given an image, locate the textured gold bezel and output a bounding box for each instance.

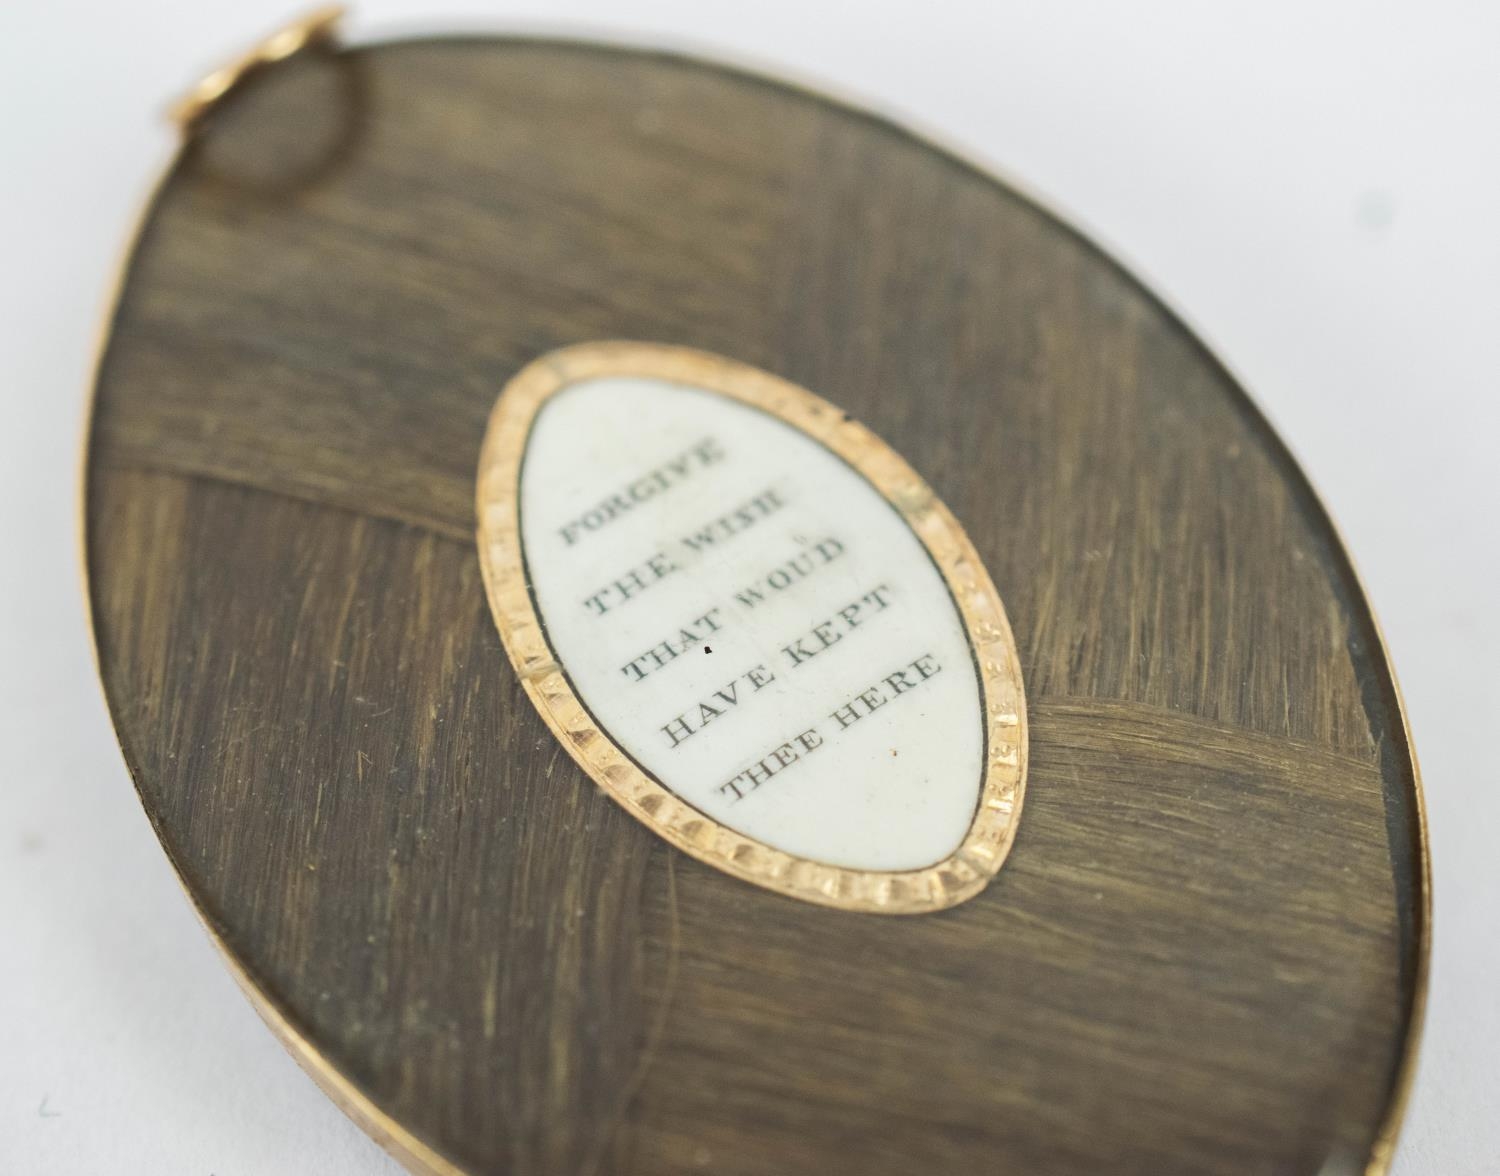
[475,340,1028,913]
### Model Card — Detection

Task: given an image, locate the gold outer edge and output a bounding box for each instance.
[475,340,1029,915]
[206,914,465,1175]
[76,19,1430,1174]
[1343,566,1431,1176]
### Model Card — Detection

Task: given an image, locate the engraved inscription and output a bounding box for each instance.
[558,436,725,547]
[514,371,989,872]
[619,608,723,683]
[781,585,893,668]
[479,343,1028,911]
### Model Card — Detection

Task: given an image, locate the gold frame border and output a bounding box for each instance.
[475,341,1029,914]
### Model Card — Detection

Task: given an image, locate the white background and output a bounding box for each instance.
[1,2,1495,1173]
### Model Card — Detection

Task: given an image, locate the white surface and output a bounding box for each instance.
[1,1,1494,1172]
[519,374,984,869]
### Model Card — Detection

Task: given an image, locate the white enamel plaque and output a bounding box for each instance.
[477,342,1026,912]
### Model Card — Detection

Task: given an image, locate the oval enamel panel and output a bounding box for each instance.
[477,342,1027,912]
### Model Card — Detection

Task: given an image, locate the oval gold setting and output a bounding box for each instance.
[476,341,1027,913]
